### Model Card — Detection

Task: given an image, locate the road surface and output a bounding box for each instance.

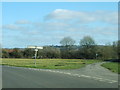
[2,63,119,88]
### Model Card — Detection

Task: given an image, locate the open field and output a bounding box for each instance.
[1,58,101,69]
[101,62,119,74]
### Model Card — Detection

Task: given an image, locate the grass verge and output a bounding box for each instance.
[101,62,119,74]
[1,58,101,69]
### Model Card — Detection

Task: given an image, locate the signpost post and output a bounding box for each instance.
[96,53,98,59]
[27,46,43,67]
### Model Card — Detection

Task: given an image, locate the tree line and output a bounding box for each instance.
[2,36,120,60]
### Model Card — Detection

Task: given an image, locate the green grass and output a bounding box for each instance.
[101,62,119,74]
[1,58,101,69]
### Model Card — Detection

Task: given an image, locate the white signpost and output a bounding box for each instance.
[27,46,43,67]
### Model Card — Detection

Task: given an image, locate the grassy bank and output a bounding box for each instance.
[101,62,119,74]
[1,58,101,69]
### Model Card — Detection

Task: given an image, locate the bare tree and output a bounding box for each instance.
[60,36,75,46]
[79,36,96,59]
[60,37,76,59]
[80,36,95,48]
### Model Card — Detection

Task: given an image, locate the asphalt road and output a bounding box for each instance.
[2,64,119,88]
[51,62,118,83]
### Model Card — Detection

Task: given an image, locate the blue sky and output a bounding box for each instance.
[2,2,118,48]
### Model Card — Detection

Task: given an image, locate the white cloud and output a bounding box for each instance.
[2,9,118,47]
[45,9,118,24]
[2,24,28,30]
[45,9,85,21]
[15,20,31,24]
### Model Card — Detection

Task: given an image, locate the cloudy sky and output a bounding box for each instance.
[2,2,118,48]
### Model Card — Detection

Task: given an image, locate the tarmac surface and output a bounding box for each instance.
[1,62,119,88]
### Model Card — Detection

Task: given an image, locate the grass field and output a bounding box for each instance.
[1,58,101,69]
[101,62,119,74]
